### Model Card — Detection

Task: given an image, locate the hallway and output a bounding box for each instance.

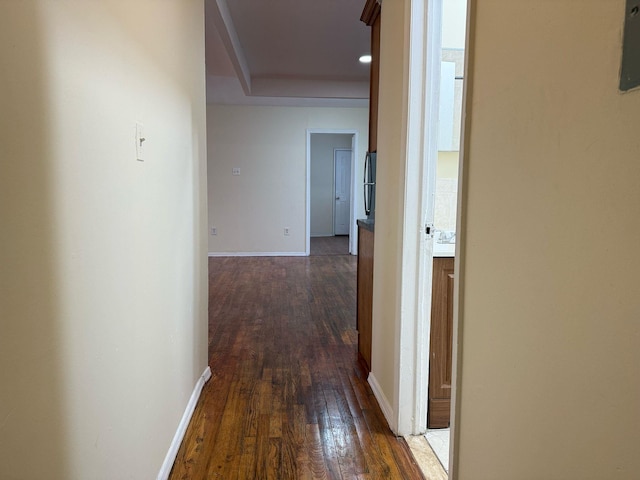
[169,256,424,479]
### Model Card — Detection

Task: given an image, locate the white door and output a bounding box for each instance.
[334,149,352,235]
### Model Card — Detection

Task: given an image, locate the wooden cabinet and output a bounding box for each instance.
[356,0,381,374]
[428,257,455,429]
[356,223,374,372]
[361,0,381,153]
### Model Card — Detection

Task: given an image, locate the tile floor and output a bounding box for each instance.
[405,435,447,480]
[425,428,450,472]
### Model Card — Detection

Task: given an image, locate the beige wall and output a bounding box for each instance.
[370,0,410,412]
[207,105,367,254]
[310,133,353,237]
[0,2,208,479]
[454,0,640,478]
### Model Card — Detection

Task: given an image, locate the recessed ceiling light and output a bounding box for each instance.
[359,55,372,64]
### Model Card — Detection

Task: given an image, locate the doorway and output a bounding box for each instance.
[398,0,467,475]
[306,130,359,256]
[423,0,467,471]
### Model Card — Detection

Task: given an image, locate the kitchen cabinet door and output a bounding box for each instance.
[356,225,374,372]
[428,257,455,429]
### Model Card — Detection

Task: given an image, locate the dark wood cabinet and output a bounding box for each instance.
[356,0,381,374]
[428,257,455,429]
[356,223,374,372]
[361,0,381,153]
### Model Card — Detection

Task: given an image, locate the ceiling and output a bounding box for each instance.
[204,0,371,107]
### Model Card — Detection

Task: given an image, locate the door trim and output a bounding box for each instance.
[306,129,359,256]
[394,0,443,436]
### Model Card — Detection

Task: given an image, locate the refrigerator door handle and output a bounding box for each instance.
[363,152,370,183]
[364,152,371,215]
[364,186,370,216]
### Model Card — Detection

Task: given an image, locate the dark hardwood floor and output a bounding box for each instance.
[310,236,350,256]
[169,256,425,479]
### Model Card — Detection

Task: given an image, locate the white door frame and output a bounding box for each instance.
[306,129,359,256]
[394,0,443,436]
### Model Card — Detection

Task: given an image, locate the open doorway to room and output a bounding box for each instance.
[394,0,468,477]
[307,130,359,256]
[424,0,467,471]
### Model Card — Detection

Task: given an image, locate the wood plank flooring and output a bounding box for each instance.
[310,236,350,256]
[169,256,425,479]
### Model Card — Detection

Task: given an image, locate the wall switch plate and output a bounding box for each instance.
[136,122,145,161]
[232,168,241,176]
[211,227,217,235]
[284,227,290,236]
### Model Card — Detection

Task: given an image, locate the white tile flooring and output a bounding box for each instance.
[425,428,450,472]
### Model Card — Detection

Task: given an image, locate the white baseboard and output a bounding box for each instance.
[157,366,212,480]
[208,252,307,257]
[368,372,397,434]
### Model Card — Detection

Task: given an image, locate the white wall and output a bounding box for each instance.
[454,0,640,478]
[207,105,368,254]
[0,2,208,479]
[310,133,353,236]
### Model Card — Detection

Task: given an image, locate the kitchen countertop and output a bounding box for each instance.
[357,218,375,232]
